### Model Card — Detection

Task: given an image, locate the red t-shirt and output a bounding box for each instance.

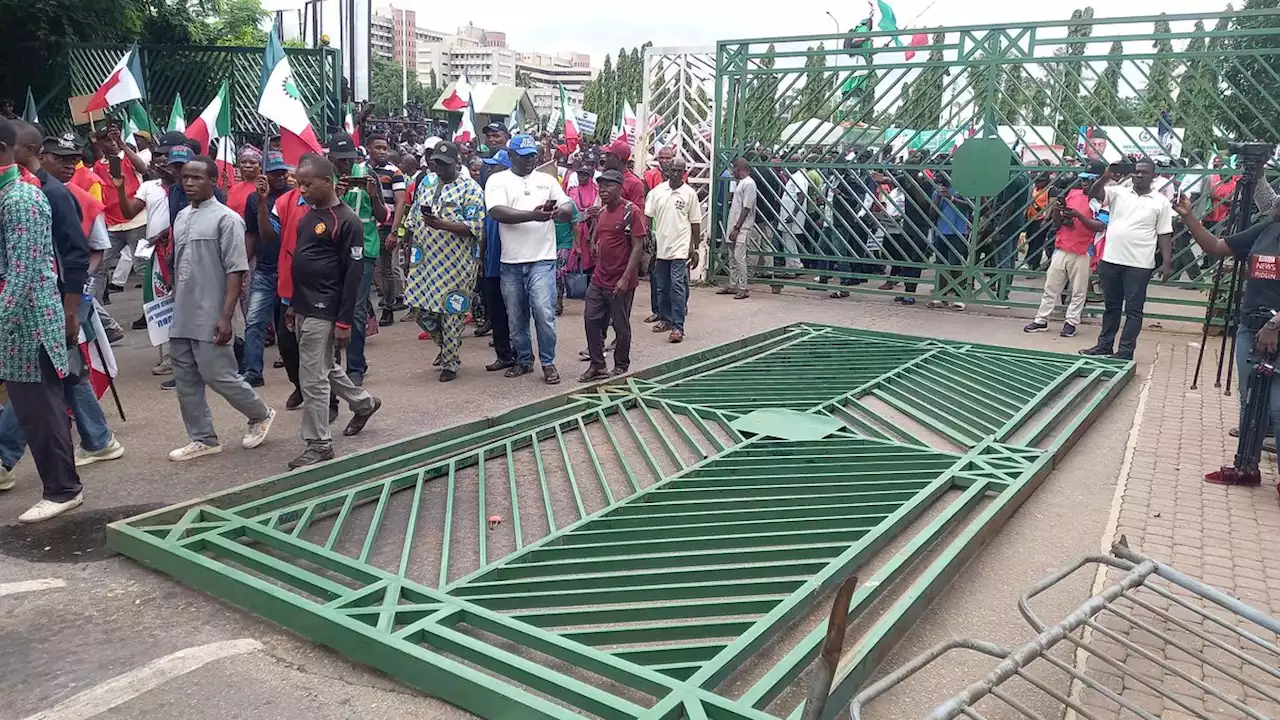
[92,158,141,226]
[622,171,646,208]
[590,200,648,291]
[1054,188,1096,256]
[273,188,307,302]
[67,182,105,237]
[226,180,256,219]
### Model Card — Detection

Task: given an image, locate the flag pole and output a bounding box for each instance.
[91,336,127,422]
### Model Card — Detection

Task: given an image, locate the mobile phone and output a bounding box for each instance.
[108,155,122,178]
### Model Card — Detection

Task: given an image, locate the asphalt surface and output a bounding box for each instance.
[0,282,1154,719]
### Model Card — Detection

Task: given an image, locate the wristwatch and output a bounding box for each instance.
[1267,310,1279,330]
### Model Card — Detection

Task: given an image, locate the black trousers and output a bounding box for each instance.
[480,276,514,363]
[276,302,336,409]
[584,284,634,371]
[885,232,925,293]
[1096,260,1153,355]
[7,350,83,501]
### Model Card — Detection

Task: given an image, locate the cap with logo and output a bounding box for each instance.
[430,141,461,165]
[482,122,509,136]
[507,134,539,157]
[598,169,625,185]
[156,130,189,152]
[326,132,358,160]
[167,145,193,165]
[42,132,84,157]
[482,149,512,168]
[603,139,632,161]
[264,151,290,173]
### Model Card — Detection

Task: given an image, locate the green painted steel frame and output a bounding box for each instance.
[108,325,1131,719]
[711,9,1280,322]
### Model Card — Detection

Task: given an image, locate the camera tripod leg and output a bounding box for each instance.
[1216,263,1242,390]
[1192,259,1228,390]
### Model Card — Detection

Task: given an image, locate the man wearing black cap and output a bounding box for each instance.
[328,131,388,385]
[580,170,647,382]
[479,122,510,187]
[404,140,486,381]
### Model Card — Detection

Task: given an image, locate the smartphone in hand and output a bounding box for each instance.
[108,155,122,179]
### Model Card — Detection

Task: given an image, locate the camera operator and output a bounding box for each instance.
[1176,153,1279,486]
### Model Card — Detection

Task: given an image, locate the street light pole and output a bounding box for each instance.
[825,11,841,33]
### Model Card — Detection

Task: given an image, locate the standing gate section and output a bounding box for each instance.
[109,325,1131,719]
[639,47,717,282]
[58,43,341,143]
[712,9,1280,322]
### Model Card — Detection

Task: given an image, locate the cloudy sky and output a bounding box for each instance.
[263,0,1233,64]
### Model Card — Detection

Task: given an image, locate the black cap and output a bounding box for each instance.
[156,130,188,152]
[326,131,358,160]
[598,169,624,185]
[482,121,509,135]
[430,141,460,165]
[42,132,84,157]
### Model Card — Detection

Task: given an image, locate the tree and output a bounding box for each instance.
[795,44,834,124]
[1085,41,1125,124]
[370,57,433,115]
[514,70,532,88]
[1223,0,1280,142]
[743,45,782,144]
[1051,7,1095,148]
[1141,16,1176,130]
[1180,20,1220,154]
[896,32,948,131]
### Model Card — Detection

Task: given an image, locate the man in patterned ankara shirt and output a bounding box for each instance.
[0,117,85,524]
[403,141,485,382]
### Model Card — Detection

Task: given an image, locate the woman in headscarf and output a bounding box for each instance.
[225,145,262,219]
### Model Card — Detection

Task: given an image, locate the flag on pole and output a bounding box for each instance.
[258,25,322,165]
[78,310,118,401]
[442,74,471,111]
[168,93,186,133]
[123,101,157,147]
[454,96,477,143]
[876,1,928,59]
[904,33,928,61]
[213,137,237,189]
[343,101,360,146]
[85,44,146,112]
[21,87,38,124]
[559,83,580,152]
[187,79,230,155]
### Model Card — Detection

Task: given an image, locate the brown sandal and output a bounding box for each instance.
[669,329,684,343]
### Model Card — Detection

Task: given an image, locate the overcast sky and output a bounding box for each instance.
[262,0,1233,64]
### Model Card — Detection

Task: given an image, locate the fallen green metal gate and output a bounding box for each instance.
[711,9,1280,322]
[108,324,1131,719]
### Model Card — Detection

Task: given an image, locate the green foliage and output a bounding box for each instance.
[370,57,439,115]
[794,44,834,123]
[1141,16,1176,127]
[742,44,783,144]
[1181,21,1220,154]
[894,32,947,131]
[1085,41,1125,124]
[1052,7,1094,149]
[1223,0,1280,142]
[580,42,654,142]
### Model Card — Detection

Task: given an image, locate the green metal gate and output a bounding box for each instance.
[109,325,1130,718]
[712,9,1280,322]
[36,43,341,142]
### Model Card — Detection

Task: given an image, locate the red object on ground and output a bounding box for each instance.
[487,514,503,529]
[418,331,429,341]
[1204,466,1262,486]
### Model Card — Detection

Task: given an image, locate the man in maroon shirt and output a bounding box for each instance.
[579,170,648,382]
[599,139,646,207]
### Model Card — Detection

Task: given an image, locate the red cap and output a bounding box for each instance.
[604,139,632,161]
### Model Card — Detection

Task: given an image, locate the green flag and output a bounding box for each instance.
[21,87,38,124]
[876,0,899,31]
[168,93,186,133]
[128,101,157,137]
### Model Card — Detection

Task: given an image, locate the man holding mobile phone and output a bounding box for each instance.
[1079,158,1173,361]
[89,127,146,335]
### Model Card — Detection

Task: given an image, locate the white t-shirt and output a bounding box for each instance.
[86,214,111,251]
[645,182,702,260]
[132,180,170,259]
[485,169,571,264]
[1101,184,1174,269]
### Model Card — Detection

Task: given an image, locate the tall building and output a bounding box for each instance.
[516,52,597,118]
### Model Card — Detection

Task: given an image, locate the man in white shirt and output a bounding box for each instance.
[485,133,574,385]
[721,157,757,299]
[645,157,701,343]
[1080,158,1173,361]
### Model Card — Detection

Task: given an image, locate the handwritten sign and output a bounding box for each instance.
[143,294,175,347]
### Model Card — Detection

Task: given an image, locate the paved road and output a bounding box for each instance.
[0,284,1149,719]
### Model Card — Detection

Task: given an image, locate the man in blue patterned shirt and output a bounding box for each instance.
[0,118,84,523]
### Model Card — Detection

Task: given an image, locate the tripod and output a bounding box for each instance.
[1190,163,1263,392]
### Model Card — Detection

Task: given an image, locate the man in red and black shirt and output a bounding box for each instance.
[283,153,382,469]
[579,170,648,382]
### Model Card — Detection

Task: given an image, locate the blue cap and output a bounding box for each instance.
[167,145,193,165]
[264,151,290,173]
[508,134,539,157]
[483,149,511,168]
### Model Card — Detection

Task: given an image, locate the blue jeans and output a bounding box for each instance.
[0,374,110,469]
[500,260,558,367]
[242,267,278,382]
[1236,326,1280,451]
[346,261,376,377]
[653,259,689,331]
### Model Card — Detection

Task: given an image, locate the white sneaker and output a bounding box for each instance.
[75,436,125,467]
[18,492,84,523]
[168,441,223,462]
[0,465,14,492]
[242,407,276,450]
